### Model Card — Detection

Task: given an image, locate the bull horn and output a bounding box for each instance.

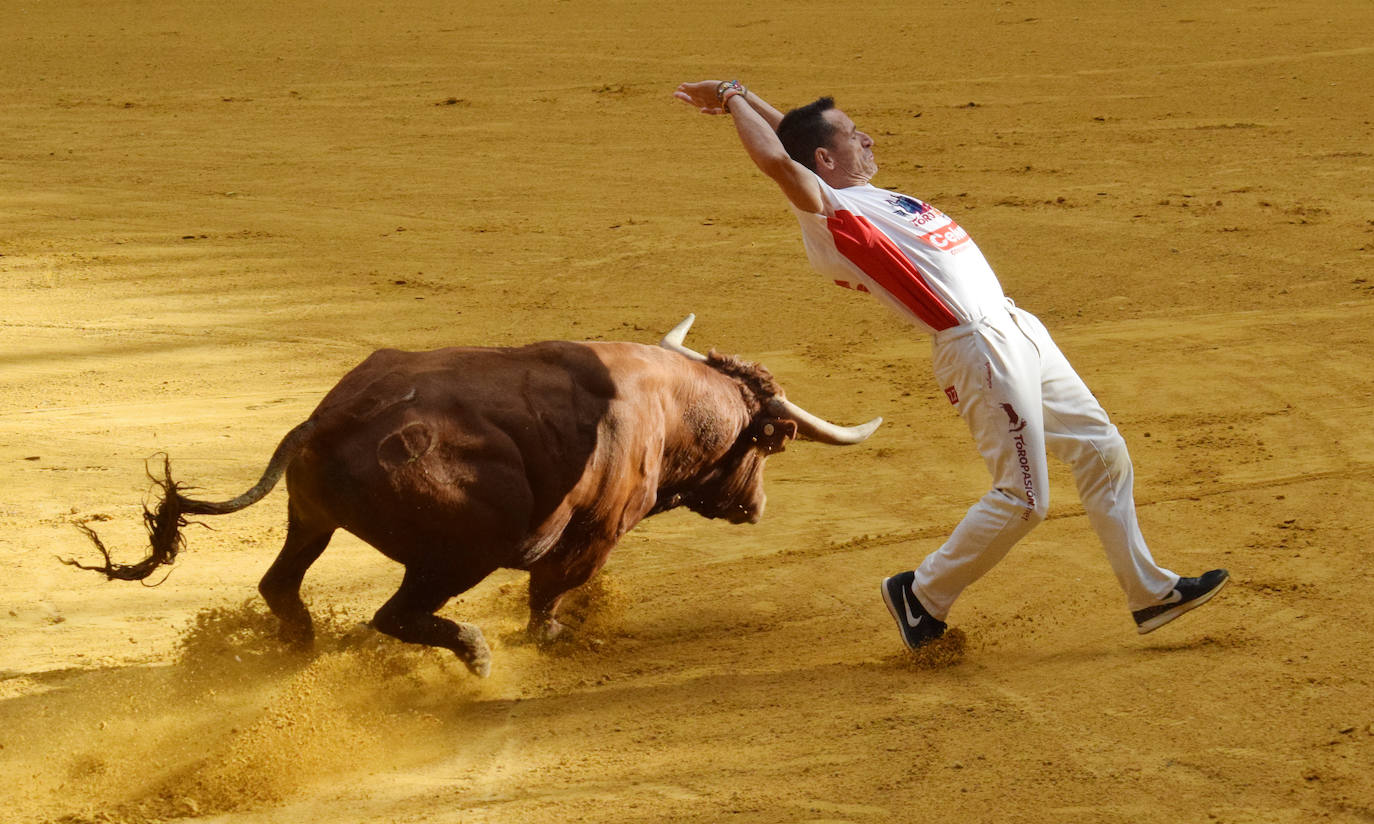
[767,397,882,446]
[658,314,709,362]
[660,315,880,444]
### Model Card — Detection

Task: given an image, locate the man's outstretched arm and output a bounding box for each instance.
[674,80,824,215]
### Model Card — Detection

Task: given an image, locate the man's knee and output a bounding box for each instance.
[992,486,1049,525]
[1062,428,1133,480]
[1095,431,1134,479]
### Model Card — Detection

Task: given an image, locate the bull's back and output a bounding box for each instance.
[291,342,631,561]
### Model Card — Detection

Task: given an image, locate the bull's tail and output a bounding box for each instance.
[63,420,317,582]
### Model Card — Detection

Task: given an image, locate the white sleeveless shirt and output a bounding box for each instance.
[790,174,1008,334]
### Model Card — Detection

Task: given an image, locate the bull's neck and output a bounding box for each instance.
[658,366,751,487]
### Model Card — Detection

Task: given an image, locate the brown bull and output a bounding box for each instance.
[67,316,880,676]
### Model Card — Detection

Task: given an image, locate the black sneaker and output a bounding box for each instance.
[881,571,947,650]
[1132,569,1230,634]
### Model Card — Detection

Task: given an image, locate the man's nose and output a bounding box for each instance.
[860,131,874,147]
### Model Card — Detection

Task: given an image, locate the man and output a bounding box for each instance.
[674,79,1228,650]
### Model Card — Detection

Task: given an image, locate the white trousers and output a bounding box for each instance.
[913,302,1178,619]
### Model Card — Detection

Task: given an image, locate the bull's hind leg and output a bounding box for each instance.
[372,565,493,678]
[258,508,334,649]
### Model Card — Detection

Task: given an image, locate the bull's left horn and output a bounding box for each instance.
[658,314,709,362]
[767,397,882,446]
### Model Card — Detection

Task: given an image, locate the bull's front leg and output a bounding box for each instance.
[526,541,613,646]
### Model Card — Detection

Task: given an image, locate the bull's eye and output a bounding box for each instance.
[763,423,775,437]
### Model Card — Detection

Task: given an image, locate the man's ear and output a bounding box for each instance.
[813,145,833,171]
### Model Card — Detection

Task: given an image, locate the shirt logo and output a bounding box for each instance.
[887,194,932,217]
[944,386,959,404]
[886,195,972,253]
[914,222,972,253]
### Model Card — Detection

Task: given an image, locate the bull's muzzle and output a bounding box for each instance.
[728,500,764,525]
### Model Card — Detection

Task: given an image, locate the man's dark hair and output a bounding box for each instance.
[777,96,837,172]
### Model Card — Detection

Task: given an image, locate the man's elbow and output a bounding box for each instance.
[758,151,801,182]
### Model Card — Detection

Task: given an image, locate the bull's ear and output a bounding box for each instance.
[754,418,798,454]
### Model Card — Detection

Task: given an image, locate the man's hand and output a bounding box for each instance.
[672,79,824,214]
[674,80,727,114]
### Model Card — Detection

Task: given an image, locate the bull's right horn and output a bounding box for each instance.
[767,397,882,446]
[658,313,709,362]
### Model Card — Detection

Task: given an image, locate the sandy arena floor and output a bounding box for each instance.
[2,1,1372,822]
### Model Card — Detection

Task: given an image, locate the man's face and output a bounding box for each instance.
[819,108,877,183]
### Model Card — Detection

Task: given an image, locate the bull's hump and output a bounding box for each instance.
[578,341,687,384]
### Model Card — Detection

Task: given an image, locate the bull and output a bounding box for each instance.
[66,316,880,677]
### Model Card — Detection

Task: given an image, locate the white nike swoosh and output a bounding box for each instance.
[1161,589,1183,605]
[902,589,924,628]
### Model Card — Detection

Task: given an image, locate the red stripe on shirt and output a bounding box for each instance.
[826,210,960,331]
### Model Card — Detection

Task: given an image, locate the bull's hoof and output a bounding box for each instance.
[277,625,315,652]
[529,618,568,648]
[456,623,491,678]
[466,654,492,678]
